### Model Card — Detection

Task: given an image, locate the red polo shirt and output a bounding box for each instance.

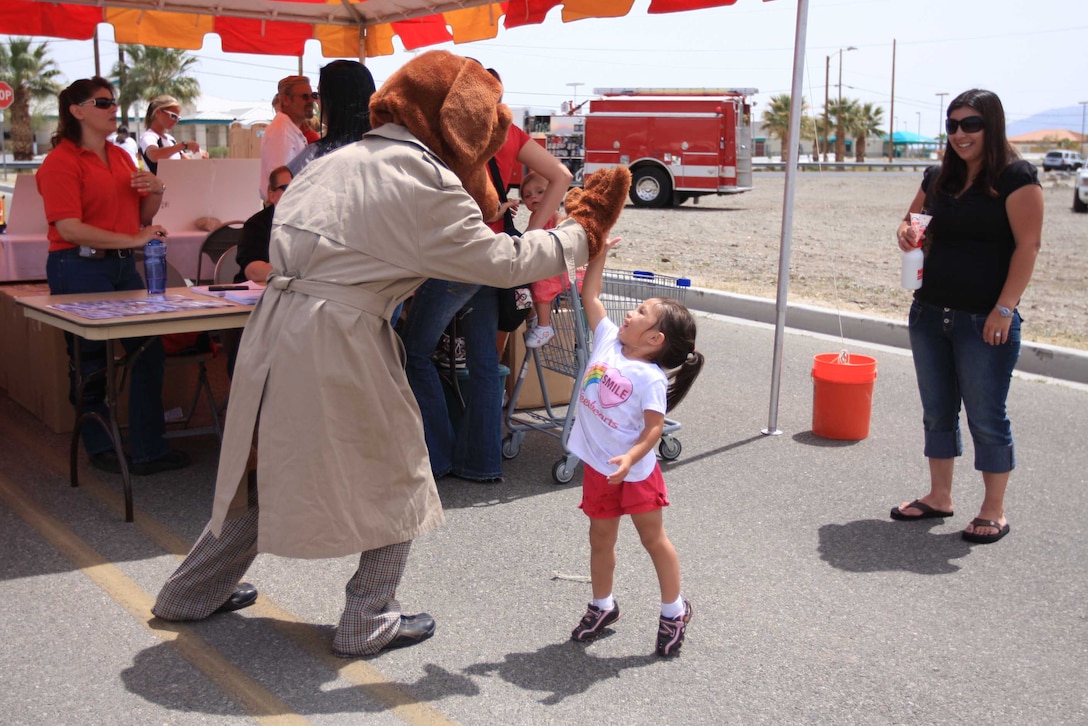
[36,138,141,252]
[487,125,530,233]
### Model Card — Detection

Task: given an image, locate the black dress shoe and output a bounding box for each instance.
[381,613,436,651]
[213,583,258,614]
[89,450,130,474]
[130,449,192,476]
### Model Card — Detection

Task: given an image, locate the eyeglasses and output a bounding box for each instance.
[271,183,290,193]
[80,97,118,110]
[945,116,984,135]
[292,92,319,101]
[161,110,181,122]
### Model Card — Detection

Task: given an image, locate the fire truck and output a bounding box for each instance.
[520,87,757,208]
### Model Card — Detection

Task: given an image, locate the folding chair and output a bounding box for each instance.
[213,244,240,285]
[160,262,223,442]
[195,221,245,285]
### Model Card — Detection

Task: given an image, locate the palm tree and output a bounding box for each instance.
[826,98,860,162]
[112,45,200,128]
[0,38,63,160]
[760,94,807,164]
[852,102,886,162]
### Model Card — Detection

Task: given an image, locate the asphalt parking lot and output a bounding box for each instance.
[2,311,1086,725]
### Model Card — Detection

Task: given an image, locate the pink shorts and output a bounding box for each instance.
[529,268,585,306]
[579,463,669,519]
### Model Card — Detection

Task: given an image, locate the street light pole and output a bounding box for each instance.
[916,111,921,136]
[835,46,856,161]
[1080,101,1088,158]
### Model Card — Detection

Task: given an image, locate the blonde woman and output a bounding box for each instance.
[140,94,202,173]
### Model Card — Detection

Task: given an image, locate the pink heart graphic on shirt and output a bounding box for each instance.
[598,369,632,408]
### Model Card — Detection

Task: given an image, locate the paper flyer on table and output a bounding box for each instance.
[190,281,265,305]
[48,295,234,320]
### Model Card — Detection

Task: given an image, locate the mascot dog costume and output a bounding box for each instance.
[153,51,630,657]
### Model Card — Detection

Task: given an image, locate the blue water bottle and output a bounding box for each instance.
[144,238,167,295]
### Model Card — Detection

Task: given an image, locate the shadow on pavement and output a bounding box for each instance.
[817,518,972,574]
[463,640,657,705]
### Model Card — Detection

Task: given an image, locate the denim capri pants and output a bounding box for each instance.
[907,300,1020,473]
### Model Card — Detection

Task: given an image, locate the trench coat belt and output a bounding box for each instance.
[266,274,398,320]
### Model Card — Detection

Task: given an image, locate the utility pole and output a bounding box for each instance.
[935,92,948,154]
[823,56,830,162]
[888,39,896,162]
[916,111,921,136]
[835,46,856,162]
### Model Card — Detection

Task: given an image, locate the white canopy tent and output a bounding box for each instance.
[3,0,814,434]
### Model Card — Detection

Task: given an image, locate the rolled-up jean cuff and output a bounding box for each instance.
[923,430,961,460]
[974,443,1015,474]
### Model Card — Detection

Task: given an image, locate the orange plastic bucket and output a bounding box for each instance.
[811,353,878,440]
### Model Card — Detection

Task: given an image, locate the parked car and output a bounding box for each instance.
[1042,149,1083,172]
[1074,163,1088,213]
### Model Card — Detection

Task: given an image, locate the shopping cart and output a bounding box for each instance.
[503,268,691,484]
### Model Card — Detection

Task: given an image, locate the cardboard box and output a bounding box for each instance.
[502,318,576,409]
[0,284,202,434]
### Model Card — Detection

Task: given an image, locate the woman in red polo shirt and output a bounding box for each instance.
[36,77,190,476]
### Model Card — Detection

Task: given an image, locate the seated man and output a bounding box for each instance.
[235,166,292,284]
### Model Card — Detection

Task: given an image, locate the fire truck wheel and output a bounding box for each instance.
[629,167,672,208]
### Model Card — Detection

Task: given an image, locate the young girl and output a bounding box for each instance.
[521,171,565,348]
[565,238,705,657]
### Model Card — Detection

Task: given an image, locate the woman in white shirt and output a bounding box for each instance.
[140,95,201,173]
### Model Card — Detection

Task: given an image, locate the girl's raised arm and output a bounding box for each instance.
[581,238,620,331]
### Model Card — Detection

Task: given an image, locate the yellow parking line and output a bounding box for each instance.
[0,419,459,726]
[0,469,308,725]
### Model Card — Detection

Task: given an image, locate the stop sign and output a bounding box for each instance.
[0,81,13,110]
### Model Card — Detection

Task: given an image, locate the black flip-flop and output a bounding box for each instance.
[890,499,954,521]
[962,518,1010,544]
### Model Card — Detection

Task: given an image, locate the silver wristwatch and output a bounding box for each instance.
[995,305,1013,318]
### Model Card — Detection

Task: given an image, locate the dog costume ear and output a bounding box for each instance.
[564,167,631,260]
[369,50,510,220]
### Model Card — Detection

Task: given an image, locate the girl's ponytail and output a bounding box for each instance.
[649,298,705,412]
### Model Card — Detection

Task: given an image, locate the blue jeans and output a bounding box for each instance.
[908,300,1019,473]
[400,280,503,480]
[46,250,170,463]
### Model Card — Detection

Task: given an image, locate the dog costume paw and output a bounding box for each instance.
[564,167,631,259]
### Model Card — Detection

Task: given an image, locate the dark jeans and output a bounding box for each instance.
[908,300,1020,473]
[46,250,170,463]
[400,280,503,480]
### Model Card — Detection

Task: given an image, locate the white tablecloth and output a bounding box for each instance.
[0,230,210,283]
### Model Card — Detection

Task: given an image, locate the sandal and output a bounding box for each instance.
[962,517,1010,544]
[890,499,954,521]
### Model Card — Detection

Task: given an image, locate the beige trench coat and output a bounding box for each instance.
[209,124,589,558]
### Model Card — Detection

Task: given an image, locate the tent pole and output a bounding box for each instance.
[762,0,811,436]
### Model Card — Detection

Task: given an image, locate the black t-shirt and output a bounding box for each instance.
[916,159,1038,313]
[234,204,276,284]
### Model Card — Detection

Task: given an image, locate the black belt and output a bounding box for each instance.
[65,247,135,258]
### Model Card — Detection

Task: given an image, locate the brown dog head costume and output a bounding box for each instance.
[369,50,630,259]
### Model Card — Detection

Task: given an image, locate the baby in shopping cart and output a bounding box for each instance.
[565,238,705,657]
[522,171,581,348]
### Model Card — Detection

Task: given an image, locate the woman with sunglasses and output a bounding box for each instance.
[890,89,1043,545]
[36,77,190,476]
[140,94,201,174]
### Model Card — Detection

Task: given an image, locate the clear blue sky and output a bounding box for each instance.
[13,0,1088,137]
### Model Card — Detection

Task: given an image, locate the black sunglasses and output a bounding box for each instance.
[80,97,118,110]
[292,92,319,101]
[946,116,984,135]
[272,183,289,193]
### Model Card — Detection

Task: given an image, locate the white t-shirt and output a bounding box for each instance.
[566,317,668,482]
[113,136,140,167]
[139,129,180,171]
[260,111,307,200]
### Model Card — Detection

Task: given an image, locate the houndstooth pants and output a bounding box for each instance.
[152,477,412,656]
